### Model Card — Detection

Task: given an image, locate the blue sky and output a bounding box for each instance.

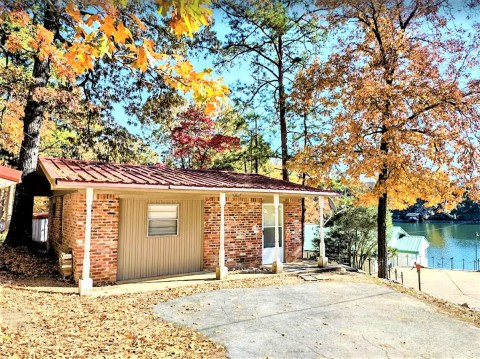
[113,5,478,147]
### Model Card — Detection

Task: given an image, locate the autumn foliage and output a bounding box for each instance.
[290,0,480,277]
[1,0,229,247]
[171,106,240,169]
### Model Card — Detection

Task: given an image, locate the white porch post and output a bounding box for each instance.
[79,188,94,295]
[318,196,328,267]
[216,192,228,279]
[5,184,15,229]
[271,194,283,273]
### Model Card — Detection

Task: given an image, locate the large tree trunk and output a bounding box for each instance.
[300,112,308,258]
[277,35,289,181]
[377,124,389,278]
[377,190,388,278]
[4,2,58,248]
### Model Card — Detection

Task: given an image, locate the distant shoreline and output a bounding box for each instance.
[393,220,480,224]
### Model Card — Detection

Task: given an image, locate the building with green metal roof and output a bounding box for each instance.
[391,226,429,267]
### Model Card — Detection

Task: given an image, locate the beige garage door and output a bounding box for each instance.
[117,198,204,281]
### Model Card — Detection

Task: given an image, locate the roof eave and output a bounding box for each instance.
[0,166,22,184]
[53,180,340,196]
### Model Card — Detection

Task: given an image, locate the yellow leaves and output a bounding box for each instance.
[5,34,22,53]
[3,1,225,118]
[114,21,132,43]
[158,0,213,37]
[65,43,98,73]
[0,98,24,156]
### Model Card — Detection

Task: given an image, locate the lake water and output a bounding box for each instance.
[396,222,480,270]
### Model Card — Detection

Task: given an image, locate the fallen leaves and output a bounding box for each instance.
[0,246,58,279]
[0,246,301,358]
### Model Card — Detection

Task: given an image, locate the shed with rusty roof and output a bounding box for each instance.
[38,157,339,294]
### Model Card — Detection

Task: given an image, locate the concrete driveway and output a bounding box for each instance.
[154,282,480,358]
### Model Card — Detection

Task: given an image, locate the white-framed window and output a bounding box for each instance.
[147,204,179,236]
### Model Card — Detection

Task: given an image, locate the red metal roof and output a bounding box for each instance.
[0,165,21,184]
[39,157,338,195]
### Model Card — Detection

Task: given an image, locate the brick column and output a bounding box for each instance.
[284,198,303,263]
[52,193,119,285]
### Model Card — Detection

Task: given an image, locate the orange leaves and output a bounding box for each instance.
[114,21,132,43]
[99,14,116,37]
[289,1,480,212]
[65,3,81,22]
[134,46,148,72]
[35,26,55,61]
[0,103,24,155]
[65,43,98,73]
[2,0,226,122]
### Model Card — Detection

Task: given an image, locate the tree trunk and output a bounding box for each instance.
[277,35,289,181]
[300,111,308,258]
[254,117,259,174]
[4,2,58,248]
[377,190,388,278]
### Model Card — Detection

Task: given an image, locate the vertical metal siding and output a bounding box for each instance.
[117,198,204,281]
[32,218,48,242]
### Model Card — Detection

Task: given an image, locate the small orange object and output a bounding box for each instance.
[416,263,422,272]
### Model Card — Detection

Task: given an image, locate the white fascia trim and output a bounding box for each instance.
[52,180,340,197]
[55,180,170,190]
[169,185,340,197]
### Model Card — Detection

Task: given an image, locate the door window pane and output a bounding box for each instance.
[262,205,284,227]
[263,227,283,248]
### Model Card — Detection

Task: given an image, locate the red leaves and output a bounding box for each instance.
[170,106,240,169]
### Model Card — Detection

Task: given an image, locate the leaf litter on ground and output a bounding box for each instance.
[1,246,478,358]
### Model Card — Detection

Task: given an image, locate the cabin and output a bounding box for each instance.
[390,226,429,267]
[37,157,339,294]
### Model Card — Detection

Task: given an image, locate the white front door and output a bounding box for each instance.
[262,203,284,264]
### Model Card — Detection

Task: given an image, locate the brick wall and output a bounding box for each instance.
[48,196,63,256]
[204,196,263,270]
[48,193,119,284]
[284,198,303,262]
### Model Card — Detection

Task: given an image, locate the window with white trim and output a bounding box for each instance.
[147,204,179,236]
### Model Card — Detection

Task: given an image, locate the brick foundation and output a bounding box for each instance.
[48,193,119,285]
